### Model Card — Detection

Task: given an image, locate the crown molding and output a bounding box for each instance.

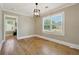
[41,3,76,17]
[0,3,31,17]
[2,9,33,17]
[0,3,76,17]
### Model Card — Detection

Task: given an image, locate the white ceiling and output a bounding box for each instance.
[0,3,73,16]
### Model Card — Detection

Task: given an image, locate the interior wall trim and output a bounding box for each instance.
[35,35,79,49]
[18,34,79,49]
[17,35,36,40]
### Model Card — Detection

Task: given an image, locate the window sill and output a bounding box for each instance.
[43,31,64,36]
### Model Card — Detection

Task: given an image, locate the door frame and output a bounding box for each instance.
[3,14,18,40]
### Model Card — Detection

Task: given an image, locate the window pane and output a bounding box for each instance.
[51,13,63,32]
[43,17,51,31]
[44,18,50,25]
[44,25,50,30]
[43,12,64,35]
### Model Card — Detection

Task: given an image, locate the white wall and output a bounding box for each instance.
[0,10,35,42]
[34,4,79,45]
[0,4,79,46]
[18,15,34,37]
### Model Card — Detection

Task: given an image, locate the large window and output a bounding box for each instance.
[43,12,64,35]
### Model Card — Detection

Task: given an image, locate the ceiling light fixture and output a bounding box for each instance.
[33,3,40,16]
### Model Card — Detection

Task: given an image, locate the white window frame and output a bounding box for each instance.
[43,16,51,32]
[42,12,64,35]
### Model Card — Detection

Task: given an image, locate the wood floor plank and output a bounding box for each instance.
[1,37,79,55]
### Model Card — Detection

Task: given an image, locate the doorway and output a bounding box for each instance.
[4,14,18,40]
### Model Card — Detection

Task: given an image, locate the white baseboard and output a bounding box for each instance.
[35,35,79,49]
[17,35,36,40]
[17,34,79,49]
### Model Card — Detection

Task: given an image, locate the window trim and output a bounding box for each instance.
[42,12,64,35]
[42,16,51,32]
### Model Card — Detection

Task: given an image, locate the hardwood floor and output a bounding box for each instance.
[0,37,79,55]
